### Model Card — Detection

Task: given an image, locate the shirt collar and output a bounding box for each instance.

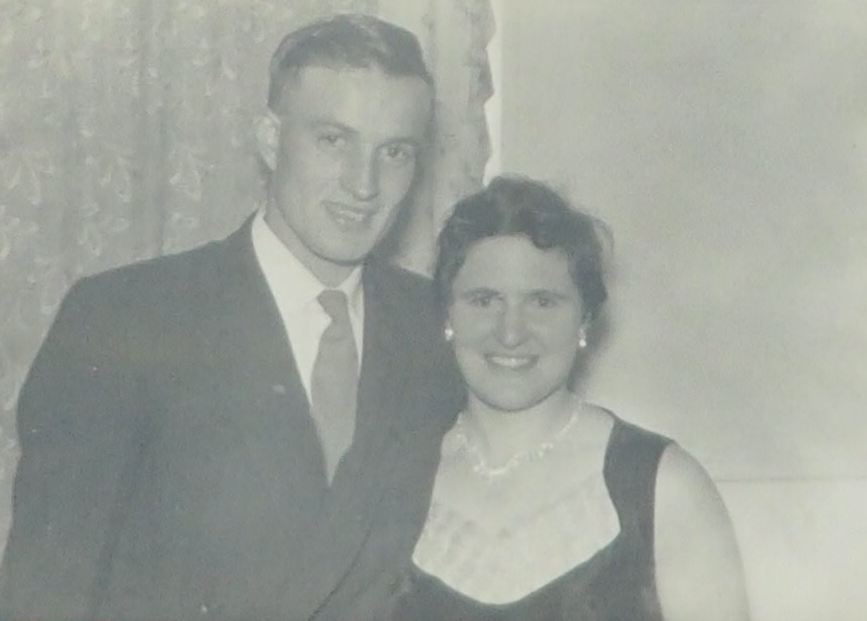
[251,210,364,321]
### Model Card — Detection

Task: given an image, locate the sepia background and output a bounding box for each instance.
[1,0,865,619]
[489,1,866,619]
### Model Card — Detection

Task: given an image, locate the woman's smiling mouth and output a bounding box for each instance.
[485,354,537,370]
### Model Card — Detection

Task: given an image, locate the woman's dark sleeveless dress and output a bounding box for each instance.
[395,418,672,621]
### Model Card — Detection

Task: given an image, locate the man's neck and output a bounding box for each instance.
[262,209,360,287]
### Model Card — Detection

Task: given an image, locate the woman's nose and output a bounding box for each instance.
[496,303,529,348]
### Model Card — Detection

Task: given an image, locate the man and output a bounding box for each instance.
[0,14,461,621]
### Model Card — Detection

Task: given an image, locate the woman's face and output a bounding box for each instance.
[448,235,587,413]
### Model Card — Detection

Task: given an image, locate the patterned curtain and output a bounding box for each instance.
[0,0,493,553]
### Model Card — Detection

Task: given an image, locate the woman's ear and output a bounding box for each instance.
[577,310,594,349]
[443,305,457,342]
[578,326,588,349]
[254,110,281,171]
[443,323,454,342]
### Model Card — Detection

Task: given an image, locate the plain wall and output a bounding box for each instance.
[496,1,867,619]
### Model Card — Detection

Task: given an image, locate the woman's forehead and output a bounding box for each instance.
[455,236,573,289]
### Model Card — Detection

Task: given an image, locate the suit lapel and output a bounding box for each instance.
[273,263,420,618]
[213,223,412,478]
[204,231,411,617]
[356,262,413,443]
[206,230,434,619]
[206,219,328,485]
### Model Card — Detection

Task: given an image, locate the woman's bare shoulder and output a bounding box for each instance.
[653,444,751,621]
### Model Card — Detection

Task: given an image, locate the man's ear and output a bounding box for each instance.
[254,110,281,171]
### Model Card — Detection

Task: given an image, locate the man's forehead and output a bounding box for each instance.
[280,64,432,105]
[277,65,433,138]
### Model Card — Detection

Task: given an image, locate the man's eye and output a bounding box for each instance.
[380,144,415,165]
[318,133,348,149]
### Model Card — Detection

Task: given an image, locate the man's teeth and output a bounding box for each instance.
[330,204,370,224]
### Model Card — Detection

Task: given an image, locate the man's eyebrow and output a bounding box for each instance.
[307,119,425,149]
[308,119,356,133]
[459,286,498,296]
[387,136,423,148]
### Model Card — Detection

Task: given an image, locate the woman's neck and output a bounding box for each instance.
[461,390,580,469]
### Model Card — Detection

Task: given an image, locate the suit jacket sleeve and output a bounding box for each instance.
[0,278,147,621]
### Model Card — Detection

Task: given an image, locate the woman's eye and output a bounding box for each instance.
[532,293,559,308]
[466,292,497,308]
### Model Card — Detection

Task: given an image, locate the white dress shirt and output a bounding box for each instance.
[250,211,364,401]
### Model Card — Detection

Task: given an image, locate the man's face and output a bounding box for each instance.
[261,65,432,284]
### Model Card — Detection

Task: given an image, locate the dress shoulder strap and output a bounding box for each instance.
[602,415,673,565]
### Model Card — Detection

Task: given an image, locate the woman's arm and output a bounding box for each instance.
[654,445,751,621]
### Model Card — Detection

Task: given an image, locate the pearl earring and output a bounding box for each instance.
[444,326,454,342]
[578,334,587,349]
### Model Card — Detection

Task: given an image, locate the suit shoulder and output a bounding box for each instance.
[371,260,433,287]
[74,238,223,298]
[51,231,242,340]
[367,261,437,306]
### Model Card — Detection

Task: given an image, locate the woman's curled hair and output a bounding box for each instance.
[434,175,609,321]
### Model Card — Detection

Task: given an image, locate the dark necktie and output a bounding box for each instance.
[310,289,358,483]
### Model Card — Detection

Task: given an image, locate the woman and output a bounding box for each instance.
[397,176,750,621]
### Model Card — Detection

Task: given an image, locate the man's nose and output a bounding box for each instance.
[341,150,380,201]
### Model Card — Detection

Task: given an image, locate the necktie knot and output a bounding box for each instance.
[318,289,350,323]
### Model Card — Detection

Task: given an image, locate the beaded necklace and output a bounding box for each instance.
[452,404,582,480]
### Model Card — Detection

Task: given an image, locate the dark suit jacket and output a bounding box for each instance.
[0,218,462,621]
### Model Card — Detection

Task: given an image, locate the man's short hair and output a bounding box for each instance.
[267,13,434,112]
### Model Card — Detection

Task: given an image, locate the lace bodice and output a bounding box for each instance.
[412,406,620,604]
[412,470,620,603]
[399,415,673,621]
